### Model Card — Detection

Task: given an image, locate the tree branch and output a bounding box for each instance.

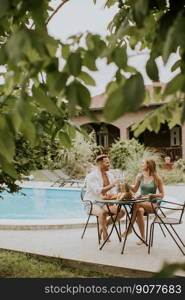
[46,0,70,25]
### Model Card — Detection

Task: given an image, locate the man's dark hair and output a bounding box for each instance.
[95,154,108,164]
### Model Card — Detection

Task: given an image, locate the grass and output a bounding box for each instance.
[0,250,111,278]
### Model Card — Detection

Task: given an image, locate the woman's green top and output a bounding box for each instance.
[140,175,161,204]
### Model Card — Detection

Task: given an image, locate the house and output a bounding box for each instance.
[72,83,185,161]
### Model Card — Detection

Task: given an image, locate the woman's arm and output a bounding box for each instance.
[150,177,164,199]
[130,174,141,193]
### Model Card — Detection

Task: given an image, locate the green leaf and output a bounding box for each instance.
[0,0,10,18]
[83,51,98,71]
[0,45,7,65]
[0,117,15,162]
[124,65,137,74]
[146,57,159,81]
[181,101,185,124]
[123,73,145,111]
[66,81,91,116]
[104,73,145,122]
[6,29,31,61]
[78,71,96,86]
[104,86,125,121]
[68,52,82,76]
[61,44,70,59]
[21,121,36,146]
[105,0,116,8]
[32,86,61,116]
[133,0,149,27]
[164,74,185,95]
[112,47,127,69]
[58,131,71,148]
[47,72,68,96]
[0,156,18,179]
[171,60,181,72]
[162,26,176,64]
[149,114,160,133]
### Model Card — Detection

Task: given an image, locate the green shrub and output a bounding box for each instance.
[158,167,185,185]
[109,138,145,170]
[110,138,163,184]
[173,159,185,171]
[124,148,163,184]
[55,132,96,178]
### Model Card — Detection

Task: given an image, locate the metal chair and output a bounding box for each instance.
[148,200,185,255]
[144,207,166,244]
[125,203,166,244]
[80,186,122,244]
[80,186,101,244]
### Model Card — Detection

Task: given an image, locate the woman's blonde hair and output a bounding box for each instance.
[145,158,160,185]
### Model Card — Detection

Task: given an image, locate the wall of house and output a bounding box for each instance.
[182,124,185,160]
[72,107,185,160]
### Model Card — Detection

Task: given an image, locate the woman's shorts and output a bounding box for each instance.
[83,202,106,214]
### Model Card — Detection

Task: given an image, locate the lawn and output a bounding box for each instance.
[0,250,110,278]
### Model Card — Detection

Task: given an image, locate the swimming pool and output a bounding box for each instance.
[0,188,87,220]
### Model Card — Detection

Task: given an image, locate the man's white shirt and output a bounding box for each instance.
[84,167,117,203]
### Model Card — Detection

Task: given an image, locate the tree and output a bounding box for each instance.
[0,0,185,192]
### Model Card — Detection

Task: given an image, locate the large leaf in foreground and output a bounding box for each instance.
[104,73,145,122]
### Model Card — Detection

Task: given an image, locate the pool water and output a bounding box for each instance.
[0,188,86,220]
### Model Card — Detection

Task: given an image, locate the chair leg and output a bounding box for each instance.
[81,214,91,239]
[159,223,166,237]
[151,223,155,247]
[96,216,101,244]
[161,224,185,255]
[146,215,149,244]
[170,225,185,247]
[118,220,121,236]
[148,223,154,254]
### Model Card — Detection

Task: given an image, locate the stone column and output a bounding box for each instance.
[120,126,129,140]
[181,124,185,159]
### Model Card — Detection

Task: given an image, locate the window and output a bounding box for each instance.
[170,126,181,146]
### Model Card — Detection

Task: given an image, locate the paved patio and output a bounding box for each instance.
[0,215,185,277]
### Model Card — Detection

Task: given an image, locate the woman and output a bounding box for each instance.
[122,158,164,245]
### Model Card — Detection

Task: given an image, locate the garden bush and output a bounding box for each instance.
[109,138,163,183]
[54,132,96,178]
[158,168,185,185]
[109,139,145,170]
[173,159,185,172]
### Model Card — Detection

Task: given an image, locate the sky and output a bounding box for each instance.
[47,0,180,96]
[0,0,179,95]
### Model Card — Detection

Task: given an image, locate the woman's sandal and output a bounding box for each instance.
[136,240,145,246]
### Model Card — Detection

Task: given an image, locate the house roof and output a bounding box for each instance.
[90,82,167,110]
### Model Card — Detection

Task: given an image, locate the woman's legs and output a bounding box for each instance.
[121,203,139,237]
[121,202,157,240]
[136,202,157,244]
[135,207,145,245]
[105,205,125,227]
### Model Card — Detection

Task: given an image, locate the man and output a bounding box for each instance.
[163,156,174,171]
[84,154,125,242]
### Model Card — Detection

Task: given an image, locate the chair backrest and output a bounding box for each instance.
[80,185,86,202]
[179,201,185,224]
[159,200,185,224]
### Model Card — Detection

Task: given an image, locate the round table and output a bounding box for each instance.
[97,198,150,254]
